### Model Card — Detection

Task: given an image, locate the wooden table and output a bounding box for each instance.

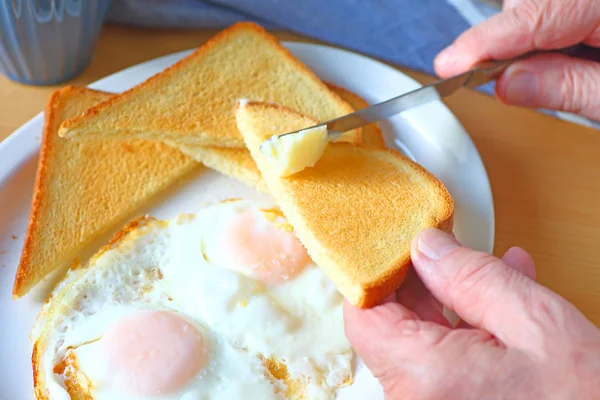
[2,24,599,326]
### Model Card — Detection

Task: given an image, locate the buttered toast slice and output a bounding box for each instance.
[58,22,359,148]
[236,101,454,308]
[172,84,386,193]
[13,87,199,298]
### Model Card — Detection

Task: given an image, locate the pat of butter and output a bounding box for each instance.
[261,126,329,177]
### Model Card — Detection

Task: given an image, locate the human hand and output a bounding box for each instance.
[344,228,600,399]
[434,0,600,120]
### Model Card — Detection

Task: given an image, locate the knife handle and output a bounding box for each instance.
[464,44,598,89]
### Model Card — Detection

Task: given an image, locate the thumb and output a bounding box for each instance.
[495,54,600,120]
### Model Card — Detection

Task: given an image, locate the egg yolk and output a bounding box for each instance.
[102,310,208,396]
[220,210,310,283]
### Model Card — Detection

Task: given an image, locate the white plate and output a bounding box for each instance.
[0,42,494,399]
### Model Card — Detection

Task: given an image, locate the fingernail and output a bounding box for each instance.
[416,228,461,260]
[504,69,538,105]
[435,45,456,71]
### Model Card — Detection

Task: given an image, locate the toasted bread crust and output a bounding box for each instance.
[356,170,454,308]
[309,142,454,308]
[58,22,359,147]
[13,86,199,298]
[237,101,454,308]
[15,87,124,298]
[13,87,73,299]
[14,87,95,298]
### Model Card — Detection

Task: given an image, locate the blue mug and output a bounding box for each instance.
[0,0,112,86]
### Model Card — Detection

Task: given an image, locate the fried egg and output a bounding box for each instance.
[33,199,353,400]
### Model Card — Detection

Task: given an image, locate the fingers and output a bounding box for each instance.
[456,246,537,329]
[410,228,549,349]
[501,246,536,281]
[494,53,600,120]
[435,8,536,76]
[343,299,503,398]
[343,299,450,381]
[434,0,600,78]
[396,268,452,327]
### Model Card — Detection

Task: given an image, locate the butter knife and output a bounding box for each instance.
[265,44,596,144]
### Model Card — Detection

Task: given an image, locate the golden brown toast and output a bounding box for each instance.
[324,83,387,149]
[172,83,385,193]
[58,22,359,148]
[236,101,454,308]
[176,144,268,192]
[12,86,199,299]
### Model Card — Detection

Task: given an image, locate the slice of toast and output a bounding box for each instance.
[176,144,267,192]
[324,83,386,149]
[236,101,454,308]
[12,87,200,298]
[172,84,386,193]
[58,22,359,148]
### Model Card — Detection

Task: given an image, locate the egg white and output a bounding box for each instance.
[33,199,354,400]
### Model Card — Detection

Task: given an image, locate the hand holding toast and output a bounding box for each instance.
[344,228,600,400]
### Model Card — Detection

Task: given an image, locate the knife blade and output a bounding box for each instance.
[317,57,512,138]
[265,44,594,145]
